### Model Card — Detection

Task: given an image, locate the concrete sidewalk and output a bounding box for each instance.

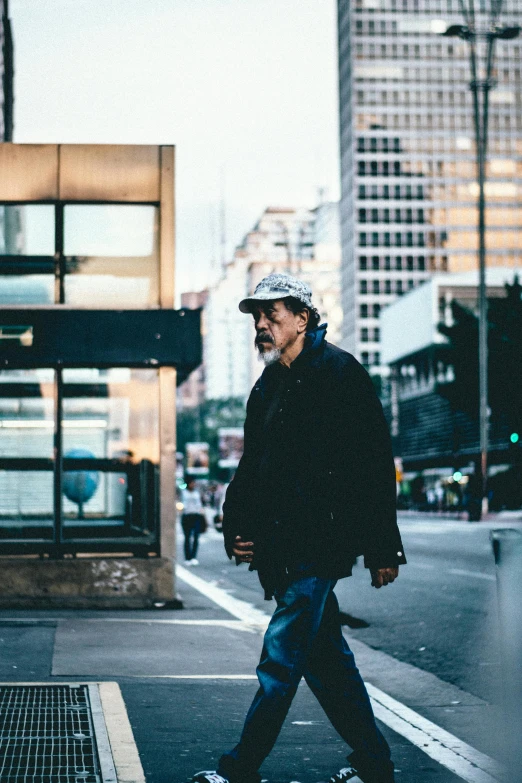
[0,573,502,783]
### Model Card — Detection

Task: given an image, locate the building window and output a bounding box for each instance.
[408,279,415,289]
[373,328,380,342]
[359,233,367,247]
[361,351,370,367]
[396,280,403,295]
[406,232,414,247]
[360,280,368,294]
[396,256,402,270]
[373,352,381,366]
[361,328,369,342]
[407,256,414,271]
[359,208,367,223]
[373,303,381,318]
[418,256,426,271]
[359,255,368,270]
[358,185,366,199]
[372,280,380,294]
[385,280,392,294]
[384,232,391,247]
[372,232,379,247]
[360,304,369,318]
[372,255,380,270]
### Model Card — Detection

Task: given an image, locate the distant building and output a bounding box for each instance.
[178,289,208,410]
[0,1,21,257]
[204,258,251,400]
[0,0,13,142]
[337,0,522,370]
[204,203,342,399]
[380,268,520,481]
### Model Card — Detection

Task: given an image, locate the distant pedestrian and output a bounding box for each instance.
[180,477,206,566]
[190,273,406,783]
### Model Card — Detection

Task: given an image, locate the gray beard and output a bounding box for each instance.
[258,346,282,366]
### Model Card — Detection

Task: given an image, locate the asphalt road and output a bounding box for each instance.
[191,515,510,704]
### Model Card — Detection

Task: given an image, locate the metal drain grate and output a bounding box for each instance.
[0,685,114,783]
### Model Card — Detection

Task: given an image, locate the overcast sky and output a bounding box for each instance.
[10,0,340,295]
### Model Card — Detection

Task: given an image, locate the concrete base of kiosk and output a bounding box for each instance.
[0,557,181,609]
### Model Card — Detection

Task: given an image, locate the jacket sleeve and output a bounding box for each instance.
[341,361,407,571]
[222,387,260,559]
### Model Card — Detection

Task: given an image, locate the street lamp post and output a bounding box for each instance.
[443,3,520,518]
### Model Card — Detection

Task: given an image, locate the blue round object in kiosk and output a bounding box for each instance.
[63,449,100,518]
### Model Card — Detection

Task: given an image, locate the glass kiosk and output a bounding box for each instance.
[0,144,201,606]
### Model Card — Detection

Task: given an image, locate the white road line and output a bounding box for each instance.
[0,617,257,632]
[132,674,258,680]
[177,564,270,628]
[177,563,503,783]
[448,568,496,582]
[407,564,495,581]
[366,684,502,783]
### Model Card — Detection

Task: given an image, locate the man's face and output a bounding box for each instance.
[252,300,306,363]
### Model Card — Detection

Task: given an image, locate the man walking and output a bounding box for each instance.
[191,273,406,783]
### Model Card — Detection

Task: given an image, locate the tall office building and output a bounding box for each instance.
[338,0,522,370]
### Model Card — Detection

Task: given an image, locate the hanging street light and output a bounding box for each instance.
[442,2,520,518]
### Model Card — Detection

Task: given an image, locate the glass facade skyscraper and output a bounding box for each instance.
[338,0,522,369]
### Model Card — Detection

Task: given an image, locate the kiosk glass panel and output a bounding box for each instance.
[0,369,55,542]
[0,205,55,305]
[63,205,159,307]
[61,368,160,538]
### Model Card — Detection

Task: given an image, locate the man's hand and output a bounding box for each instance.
[371,567,399,588]
[233,536,254,564]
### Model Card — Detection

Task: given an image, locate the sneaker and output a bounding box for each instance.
[184,560,193,567]
[329,767,363,783]
[191,773,228,783]
[190,558,199,566]
[191,769,261,783]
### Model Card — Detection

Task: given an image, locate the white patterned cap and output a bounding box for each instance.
[239,273,313,313]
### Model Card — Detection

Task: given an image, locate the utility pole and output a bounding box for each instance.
[443,3,520,518]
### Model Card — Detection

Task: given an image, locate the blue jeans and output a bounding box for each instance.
[218,575,394,783]
[182,514,204,561]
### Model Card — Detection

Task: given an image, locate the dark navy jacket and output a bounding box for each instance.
[222,327,406,597]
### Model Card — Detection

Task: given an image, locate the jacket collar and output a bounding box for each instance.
[291,323,328,370]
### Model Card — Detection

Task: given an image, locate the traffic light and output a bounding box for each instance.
[510,432,519,445]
